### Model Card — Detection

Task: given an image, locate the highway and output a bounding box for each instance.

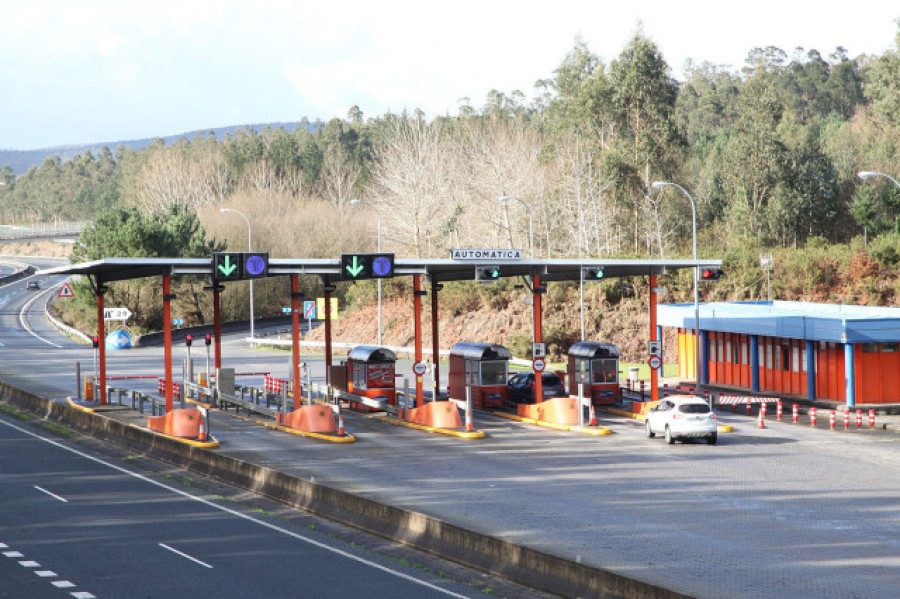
[5,257,900,598]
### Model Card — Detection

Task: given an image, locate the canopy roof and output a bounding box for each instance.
[347,345,398,363]
[450,342,512,361]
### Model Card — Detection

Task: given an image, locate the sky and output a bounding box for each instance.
[1,0,898,150]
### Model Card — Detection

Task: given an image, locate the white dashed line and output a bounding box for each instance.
[35,570,58,577]
[71,592,97,598]
[3,551,24,557]
[34,485,68,502]
[159,542,213,569]
[19,560,40,567]
[52,580,76,588]
[2,542,93,597]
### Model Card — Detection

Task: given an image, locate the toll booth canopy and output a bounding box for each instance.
[346,345,398,406]
[567,341,622,402]
[449,342,512,408]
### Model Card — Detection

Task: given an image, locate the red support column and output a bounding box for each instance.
[163,274,174,412]
[291,274,301,409]
[324,284,333,386]
[650,274,659,403]
[213,286,222,371]
[431,278,440,399]
[533,273,543,402]
[96,289,107,405]
[414,275,424,407]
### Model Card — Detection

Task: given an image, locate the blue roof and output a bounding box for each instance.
[657,301,900,344]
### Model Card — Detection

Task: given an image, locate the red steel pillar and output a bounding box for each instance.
[414,274,424,407]
[163,274,174,412]
[324,283,333,386]
[213,286,222,370]
[96,286,107,405]
[533,273,543,402]
[650,273,659,403]
[291,274,301,409]
[431,278,440,399]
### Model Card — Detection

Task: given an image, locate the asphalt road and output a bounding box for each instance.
[6,257,900,598]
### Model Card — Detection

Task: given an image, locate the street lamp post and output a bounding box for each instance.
[859,171,900,190]
[220,208,255,339]
[652,181,701,393]
[498,196,534,259]
[350,200,383,346]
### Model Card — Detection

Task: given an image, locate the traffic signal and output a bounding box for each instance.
[185,334,193,347]
[205,334,212,346]
[340,253,395,281]
[583,266,605,280]
[700,267,723,281]
[242,252,269,279]
[213,252,243,281]
[475,266,501,282]
[92,336,99,349]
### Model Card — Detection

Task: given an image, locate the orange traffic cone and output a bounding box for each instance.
[197,409,207,441]
[589,404,597,426]
[757,412,766,429]
[338,412,346,436]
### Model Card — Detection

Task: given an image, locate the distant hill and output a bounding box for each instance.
[0,121,316,174]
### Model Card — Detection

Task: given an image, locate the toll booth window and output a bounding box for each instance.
[883,343,899,352]
[465,360,478,385]
[591,359,618,383]
[479,361,507,386]
[352,363,367,389]
[574,359,590,385]
[366,363,394,389]
[792,346,799,372]
[862,343,880,353]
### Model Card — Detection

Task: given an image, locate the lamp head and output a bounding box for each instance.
[858,171,877,180]
[651,181,669,190]
[349,200,363,206]
[498,196,513,202]
[220,208,232,214]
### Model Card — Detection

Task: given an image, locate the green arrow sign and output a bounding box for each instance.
[345,255,365,278]
[218,255,238,277]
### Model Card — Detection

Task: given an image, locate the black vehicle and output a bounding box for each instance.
[507,372,567,404]
[26,280,40,290]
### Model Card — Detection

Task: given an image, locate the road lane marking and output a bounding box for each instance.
[52,580,76,588]
[159,543,213,569]
[19,560,40,567]
[35,570,58,577]
[0,417,472,598]
[19,288,63,348]
[35,485,68,502]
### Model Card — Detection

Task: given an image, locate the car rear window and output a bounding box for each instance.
[542,374,562,386]
[678,403,710,414]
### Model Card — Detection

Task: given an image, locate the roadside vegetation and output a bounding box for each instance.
[3,24,899,360]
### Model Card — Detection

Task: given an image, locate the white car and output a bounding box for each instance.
[646,395,718,445]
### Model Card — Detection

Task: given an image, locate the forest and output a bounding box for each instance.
[3,26,900,341]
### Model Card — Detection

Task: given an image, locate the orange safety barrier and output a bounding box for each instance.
[630,400,660,416]
[406,401,463,429]
[517,396,580,426]
[264,376,290,395]
[275,405,337,434]
[148,408,202,438]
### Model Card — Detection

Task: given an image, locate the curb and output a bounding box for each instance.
[0,380,690,599]
[490,411,613,435]
[373,415,485,439]
[255,419,357,443]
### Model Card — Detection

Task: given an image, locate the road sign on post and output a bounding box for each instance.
[103,307,132,321]
[58,281,74,297]
[303,300,316,319]
[533,357,546,372]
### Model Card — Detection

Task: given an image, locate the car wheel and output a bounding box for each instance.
[646,420,655,438]
[707,433,718,445]
[665,426,675,445]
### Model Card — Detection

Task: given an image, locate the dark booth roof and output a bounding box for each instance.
[567,341,622,359]
[450,342,512,361]
[347,345,398,363]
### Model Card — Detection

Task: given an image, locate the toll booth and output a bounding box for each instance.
[449,342,511,408]
[566,341,622,403]
[344,345,398,409]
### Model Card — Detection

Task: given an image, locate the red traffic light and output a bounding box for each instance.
[92,336,99,349]
[205,334,212,346]
[700,267,723,281]
[185,334,193,347]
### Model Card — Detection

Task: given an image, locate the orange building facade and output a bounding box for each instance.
[661,301,900,406]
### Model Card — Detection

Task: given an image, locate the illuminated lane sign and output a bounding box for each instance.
[451,249,522,261]
[341,253,395,281]
[213,252,269,281]
[244,253,269,278]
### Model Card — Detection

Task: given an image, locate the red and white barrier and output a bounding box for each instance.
[157,378,182,400]
[856,409,862,429]
[810,407,817,427]
[792,404,799,424]
[869,409,876,429]
[264,376,289,395]
[829,410,836,431]
[776,401,783,421]
[843,409,850,430]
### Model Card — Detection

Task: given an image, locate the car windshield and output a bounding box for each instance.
[542,374,562,386]
[678,403,711,414]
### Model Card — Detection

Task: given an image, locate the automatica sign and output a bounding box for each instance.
[450,249,523,261]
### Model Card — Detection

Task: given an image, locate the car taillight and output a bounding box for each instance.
[672,413,683,419]
[710,413,717,420]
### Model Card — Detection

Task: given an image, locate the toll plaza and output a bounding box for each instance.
[38,252,720,440]
[448,342,511,408]
[338,345,398,410]
[566,341,622,403]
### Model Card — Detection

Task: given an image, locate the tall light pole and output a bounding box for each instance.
[499,196,534,259]
[859,171,900,190]
[350,200,383,346]
[652,181,700,392]
[220,208,255,339]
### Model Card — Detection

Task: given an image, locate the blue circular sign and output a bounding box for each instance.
[106,330,132,350]
[372,256,392,277]
[245,255,266,276]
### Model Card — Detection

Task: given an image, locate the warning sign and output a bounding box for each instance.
[57,281,74,298]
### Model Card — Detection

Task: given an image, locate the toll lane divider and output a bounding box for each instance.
[0,381,690,599]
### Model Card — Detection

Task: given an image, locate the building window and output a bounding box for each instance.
[766,342,773,369]
[774,345,781,370]
[883,342,899,353]
[725,339,731,363]
[782,346,791,371]
[792,346,800,372]
[862,343,880,353]
[742,341,748,365]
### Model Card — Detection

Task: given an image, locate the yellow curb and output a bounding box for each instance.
[128,423,221,448]
[66,397,132,413]
[603,407,646,421]
[490,411,612,435]
[718,424,735,433]
[374,415,485,439]
[255,419,356,443]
